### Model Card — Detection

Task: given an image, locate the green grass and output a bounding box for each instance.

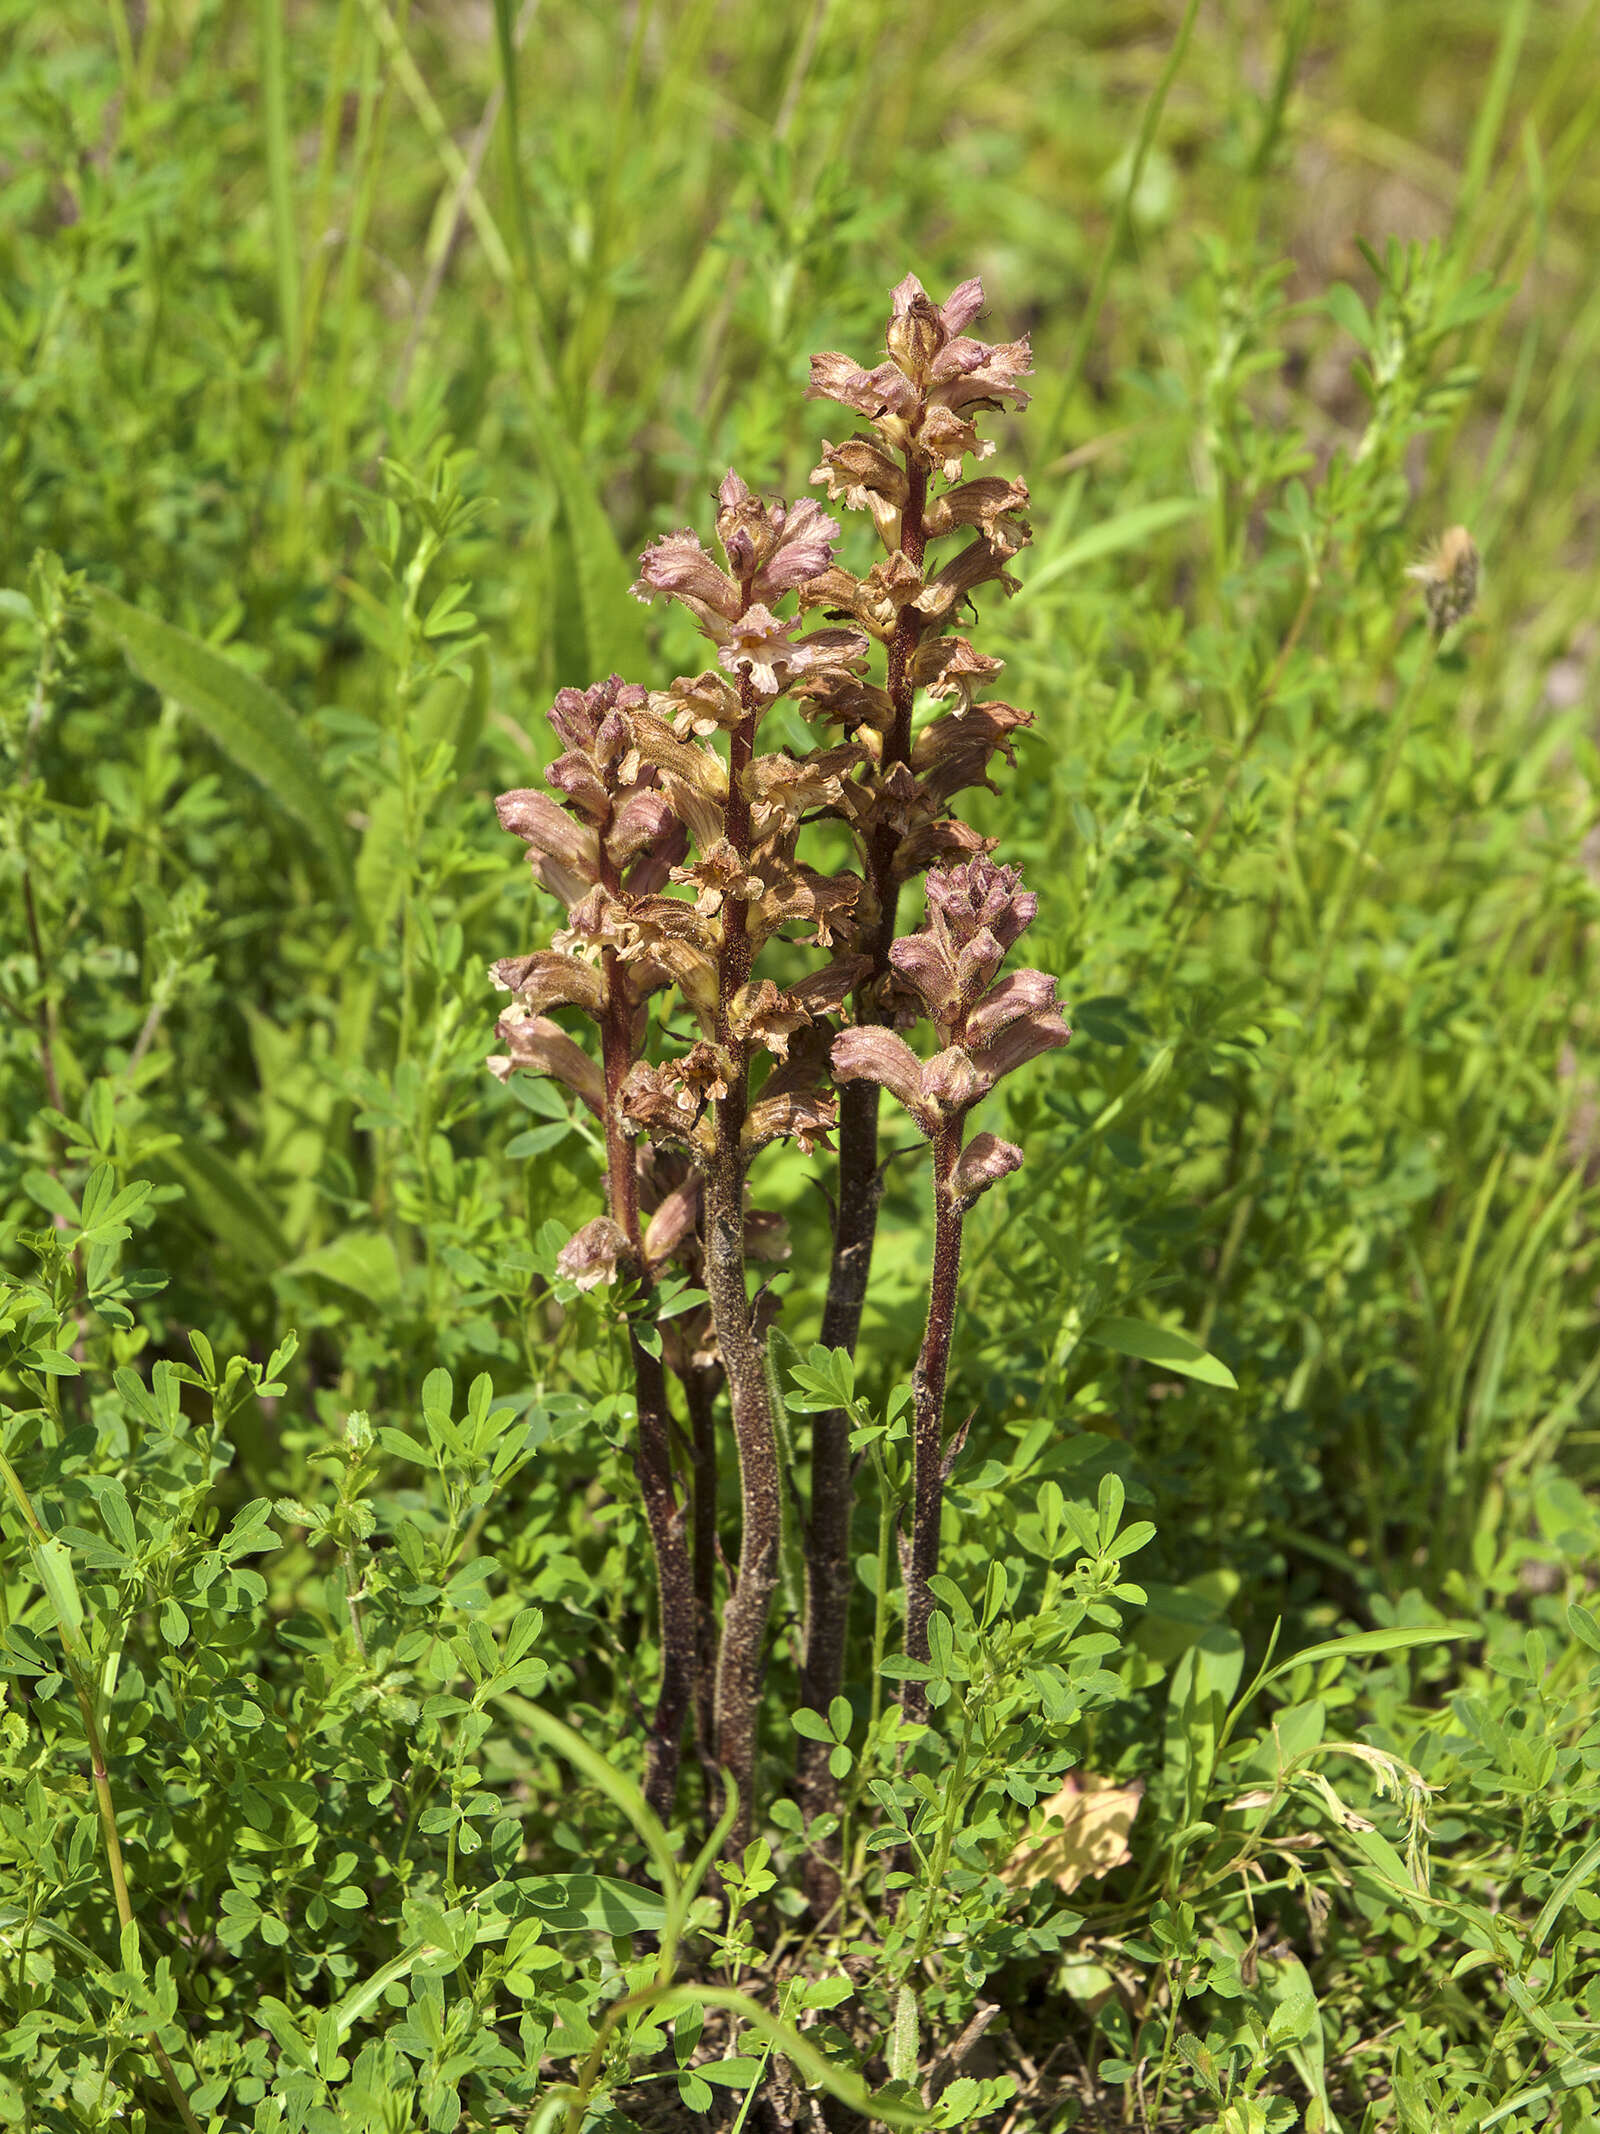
[2,1,1599,2128]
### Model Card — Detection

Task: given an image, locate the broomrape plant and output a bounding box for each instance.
[489,274,1068,1854]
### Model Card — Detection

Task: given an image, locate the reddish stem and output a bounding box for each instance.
[901,1115,965,1727]
[708,664,783,1852]
[685,1362,721,1777]
[599,846,695,1821]
[797,455,929,1886]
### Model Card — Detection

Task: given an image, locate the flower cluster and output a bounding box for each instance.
[833,857,1069,1206]
[489,273,1068,1842]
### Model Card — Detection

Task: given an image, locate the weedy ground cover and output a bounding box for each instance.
[2,2,1600,2129]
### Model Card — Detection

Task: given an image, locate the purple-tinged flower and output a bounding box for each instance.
[495,789,600,912]
[548,675,649,755]
[966,1012,1070,1086]
[873,858,1070,1084]
[643,1175,702,1267]
[919,1046,985,1115]
[831,1025,936,1132]
[951,1131,1024,1208]
[714,472,843,600]
[963,966,1060,1047]
[928,858,1038,954]
[632,530,742,633]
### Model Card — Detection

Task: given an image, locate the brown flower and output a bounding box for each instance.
[912,634,1006,707]
[912,527,1026,625]
[810,436,909,548]
[619,1060,714,1155]
[924,475,1031,544]
[748,743,867,831]
[670,837,765,919]
[743,1086,837,1156]
[487,1008,605,1117]
[652,668,744,737]
[808,276,1031,478]
[951,1131,1024,1208]
[557,1215,629,1292]
[744,1027,840,1153]
[488,949,606,1022]
[912,701,1032,805]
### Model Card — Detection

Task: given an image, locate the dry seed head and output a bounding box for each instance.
[1405,524,1479,637]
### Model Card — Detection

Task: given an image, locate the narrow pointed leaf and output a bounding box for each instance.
[86,586,359,917]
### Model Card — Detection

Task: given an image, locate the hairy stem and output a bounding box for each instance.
[798,457,928,1879]
[902,1117,965,1726]
[684,1363,721,1778]
[600,899,694,1821]
[709,677,782,1852]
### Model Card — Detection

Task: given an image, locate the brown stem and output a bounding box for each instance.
[797,456,928,1886]
[705,1139,780,1851]
[599,883,694,1822]
[708,672,782,1852]
[685,1362,721,1775]
[902,1116,965,1727]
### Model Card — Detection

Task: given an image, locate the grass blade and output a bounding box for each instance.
[259,0,300,372]
[1018,499,1204,601]
[86,587,359,919]
[1255,1622,1477,1694]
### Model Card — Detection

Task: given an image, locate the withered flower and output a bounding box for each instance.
[557,1216,628,1292]
[620,1060,715,1155]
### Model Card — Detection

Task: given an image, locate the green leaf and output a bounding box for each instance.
[276,1230,403,1308]
[151,1144,293,1270]
[525,401,650,685]
[519,1873,668,1934]
[1325,281,1376,349]
[1532,1835,1600,1951]
[1020,499,1204,600]
[1165,1623,1245,1810]
[84,586,359,917]
[1086,1317,1238,1389]
[700,2057,763,2088]
[1255,1622,1477,1694]
[32,1537,84,1641]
